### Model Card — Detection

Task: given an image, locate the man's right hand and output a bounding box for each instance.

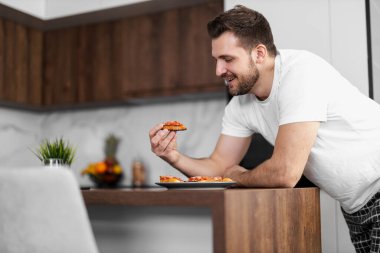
[149,123,180,165]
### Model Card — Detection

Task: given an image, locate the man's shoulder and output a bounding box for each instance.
[278,48,317,55]
[278,49,330,72]
[278,49,320,62]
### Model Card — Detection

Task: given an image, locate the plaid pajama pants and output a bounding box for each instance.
[342,192,380,253]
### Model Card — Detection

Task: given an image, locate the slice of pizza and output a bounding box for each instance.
[160,175,184,183]
[188,176,223,182]
[162,121,187,131]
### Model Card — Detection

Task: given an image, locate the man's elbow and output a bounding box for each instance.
[276,166,303,188]
[278,177,298,188]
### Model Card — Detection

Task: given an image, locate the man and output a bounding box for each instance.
[149,5,380,252]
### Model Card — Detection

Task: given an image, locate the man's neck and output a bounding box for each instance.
[251,56,276,101]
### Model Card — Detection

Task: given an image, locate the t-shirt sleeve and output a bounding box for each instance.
[278,61,328,125]
[221,97,255,137]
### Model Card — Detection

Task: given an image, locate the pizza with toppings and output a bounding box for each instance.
[162,121,187,131]
[221,177,234,182]
[159,175,234,183]
[188,176,223,182]
[159,175,184,183]
[187,176,234,182]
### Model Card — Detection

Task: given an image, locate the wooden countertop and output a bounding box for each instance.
[83,187,225,206]
[82,187,321,253]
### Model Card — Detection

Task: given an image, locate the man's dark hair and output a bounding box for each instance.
[207,5,277,57]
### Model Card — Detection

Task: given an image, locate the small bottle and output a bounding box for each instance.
[132,160,146,187]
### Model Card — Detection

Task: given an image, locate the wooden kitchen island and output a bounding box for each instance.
[82,187,321,253]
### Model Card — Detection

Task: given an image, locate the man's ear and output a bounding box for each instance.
[251,44,267,64]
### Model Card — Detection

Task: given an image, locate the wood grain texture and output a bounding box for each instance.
[43,27,79,105]
[0,19,4,99]
[28,28,43,105]
[42,1,223,106]
[82,188,224,207]
[82,187,321,253]
[0,1,223,107]
[225,188,321,253]
[0,18,43,106]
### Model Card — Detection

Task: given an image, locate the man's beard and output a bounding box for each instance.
[225,60,260,96]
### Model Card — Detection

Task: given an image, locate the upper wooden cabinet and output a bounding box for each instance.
[0,0,223,108]
[0,19,43,107]
[42,1,223,107]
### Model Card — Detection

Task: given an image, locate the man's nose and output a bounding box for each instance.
[215,61,227,77]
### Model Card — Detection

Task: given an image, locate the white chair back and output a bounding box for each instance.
[0,167,99,253]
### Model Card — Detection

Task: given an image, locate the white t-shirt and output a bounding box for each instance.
[222,49,380,213]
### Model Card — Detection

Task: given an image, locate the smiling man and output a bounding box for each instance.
[149,5,380,252]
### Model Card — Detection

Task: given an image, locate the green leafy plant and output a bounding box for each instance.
[33,137,76,166]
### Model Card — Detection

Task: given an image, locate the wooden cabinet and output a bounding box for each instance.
[0,18,43,107]
[0,1,223,108]
[43,1,223,107]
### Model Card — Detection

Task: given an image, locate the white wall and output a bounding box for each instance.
[371,0,380,102]
[225,0,367,252]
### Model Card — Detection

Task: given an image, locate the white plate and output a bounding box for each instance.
[155,182,236,190]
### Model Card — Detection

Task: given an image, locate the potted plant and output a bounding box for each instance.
[32,137,76,167]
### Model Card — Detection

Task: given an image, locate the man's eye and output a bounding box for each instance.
[225,58,233,63]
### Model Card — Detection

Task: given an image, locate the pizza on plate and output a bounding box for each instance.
[159,176,184,183]
[161,121,187,131]
[221,177,234,182]
[159,175,234,183]
[188,176,234,182]
[188,176,222,182]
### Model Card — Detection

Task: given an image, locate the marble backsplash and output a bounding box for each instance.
[0,97,226,186]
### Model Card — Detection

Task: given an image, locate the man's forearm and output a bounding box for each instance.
[230,122,318,188]
[226,158,301,188]
[169,152,225,177]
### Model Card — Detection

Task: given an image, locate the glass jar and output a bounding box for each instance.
[132,160,145,187]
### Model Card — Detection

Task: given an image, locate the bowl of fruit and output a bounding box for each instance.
[81,160,123,188]
[81,134,124,188]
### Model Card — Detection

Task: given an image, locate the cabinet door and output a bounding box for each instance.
[176,3,223,94]
[76,23,119,104]
[0,18,43,107]
[43,1,224,106]
[44,28,79,106]
[115,1,224,100]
